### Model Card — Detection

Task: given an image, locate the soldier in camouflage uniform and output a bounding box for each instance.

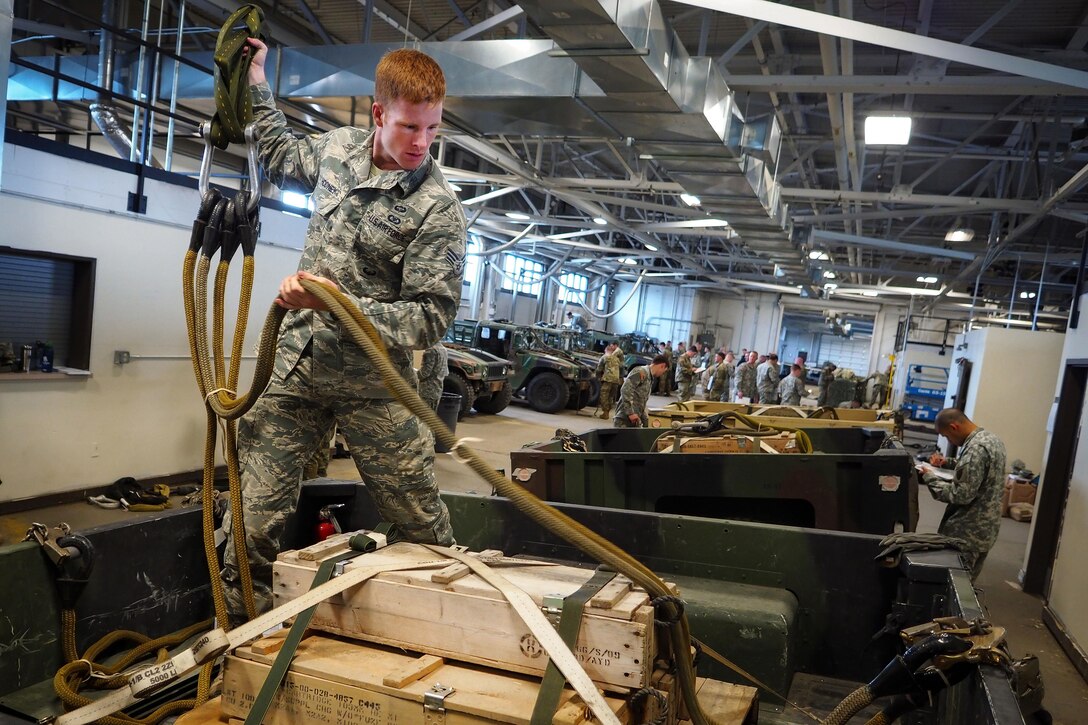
[734,350,759,402]
[675,348,697,402]
[707,351,734,401]
[756,353,780,404]
[595,342,623,419]
[418,342,449,411]
[223,41,466,622]
[614,355,669,428]
[920,409,1007,580]
[778,364,806,406]
[817,362,837,407]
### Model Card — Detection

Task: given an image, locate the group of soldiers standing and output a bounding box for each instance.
[594,338,845,432]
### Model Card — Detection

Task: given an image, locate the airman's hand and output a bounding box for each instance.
[246,38,268,85]
[277,270,337,311]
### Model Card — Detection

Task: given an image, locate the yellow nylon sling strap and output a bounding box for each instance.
[210,5,264,150]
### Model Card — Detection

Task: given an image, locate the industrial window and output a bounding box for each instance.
[0,248,95,371]
[281,190,313,216]
[557,272,589,304]
[463,235,481,290]
[501,254,544,296]
[596,283,609,312]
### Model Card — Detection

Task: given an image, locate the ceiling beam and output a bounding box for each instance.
[778,187,1042,212]
[446,6,524,41]
[676,0,1088,90]
[721,74,1088,95]
[810,229,977,260]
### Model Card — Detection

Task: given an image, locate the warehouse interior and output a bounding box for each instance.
[5,0,1088,723]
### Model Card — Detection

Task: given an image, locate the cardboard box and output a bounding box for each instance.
[1001,476,1037,517]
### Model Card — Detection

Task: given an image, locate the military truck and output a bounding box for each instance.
[442,344,513,419]
[616,332,659,373]
[530,325,603,407]
[446,320,592,413]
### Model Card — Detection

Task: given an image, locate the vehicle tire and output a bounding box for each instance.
[474,381,513,414]
[586,378,601,408]
[525,372,569,413]
[442,372,475,420]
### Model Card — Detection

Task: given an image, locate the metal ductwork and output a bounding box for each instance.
[91,0,142,164]
[516,0,798,278]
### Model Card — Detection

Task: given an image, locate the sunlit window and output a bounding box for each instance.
[281,190,313,214]
[558,272,589,304]
[463,235,481,288]
[596,283,609,312]
[501,254,544,296]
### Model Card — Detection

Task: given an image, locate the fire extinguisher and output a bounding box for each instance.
[314,503,345,542]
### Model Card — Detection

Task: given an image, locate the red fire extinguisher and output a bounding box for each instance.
[314,503,345,542]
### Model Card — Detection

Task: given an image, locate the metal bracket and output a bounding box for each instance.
[423,683,455,724]
[23,522,71,566]
[542,593,564,628]
[114,350,131,365]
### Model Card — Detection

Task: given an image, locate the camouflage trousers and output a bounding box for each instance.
[302,426,335,480]
[678,377,696,402]
[223,349,453,624]
[961,550,988,581]
[598,381,620,418]
[758,387,779,405]
[613,412,644,428]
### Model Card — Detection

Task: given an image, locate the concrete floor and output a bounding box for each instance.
[3,391,1086,722]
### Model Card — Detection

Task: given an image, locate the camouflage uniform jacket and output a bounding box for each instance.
[735,362,758,399]
[756,361,778,395]
[614,365,653,424]
[778,375,805,406]
[418,343,449,405]
[922,428,1007,553]
[675,354,695,383]
[250,82,467,397]
[595,349,623,384]
[710,361,735,399]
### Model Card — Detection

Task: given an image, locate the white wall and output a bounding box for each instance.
[0,143,308,502]
[608,280,695,343]
[941,327,1065,473]
[1029,297,1088,659]
[891,343,951,409]
[695,291,781,354]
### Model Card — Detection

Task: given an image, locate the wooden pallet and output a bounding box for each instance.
[273,541,663,692]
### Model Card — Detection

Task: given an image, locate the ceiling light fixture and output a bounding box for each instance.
[823,271,836,279]
[505,212,531,221]
[824,282,839,290]
[680,193,701,207]
[861,290,880,297]
[593,217,608,225]
[809,250,830,261]
[864,115,912,145]
[644,243,659,252]
[620,257,639,265]
[1019,291,1037,299]
[945,228,974,243]
[916,275,938,284]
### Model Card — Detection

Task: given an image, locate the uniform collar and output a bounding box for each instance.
[962,428,981,447]
[349,129,433,195]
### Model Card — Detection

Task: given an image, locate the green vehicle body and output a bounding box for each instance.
[442,343,513,419]
[529,326,604,407]
[445,320,592,414]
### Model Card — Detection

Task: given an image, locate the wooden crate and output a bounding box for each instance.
[198,634,757,725]
[273,541,660,692]
[653,432,800,454]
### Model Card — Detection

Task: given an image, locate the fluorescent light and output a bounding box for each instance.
[644,243,659,252]
[865,115,912,145]
[593,217,608,225]
[620,257,638,265]
[680,193,701,207]
[449,183,462,192]
[505,212,531,221]
[861,290,880,297]
[945,228,974,242]
[1019,291,1037,299]
[809,250,830,261]
[916,275,938,284]
[823,271,836,279]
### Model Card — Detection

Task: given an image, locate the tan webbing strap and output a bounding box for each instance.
[423,545,622,725]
